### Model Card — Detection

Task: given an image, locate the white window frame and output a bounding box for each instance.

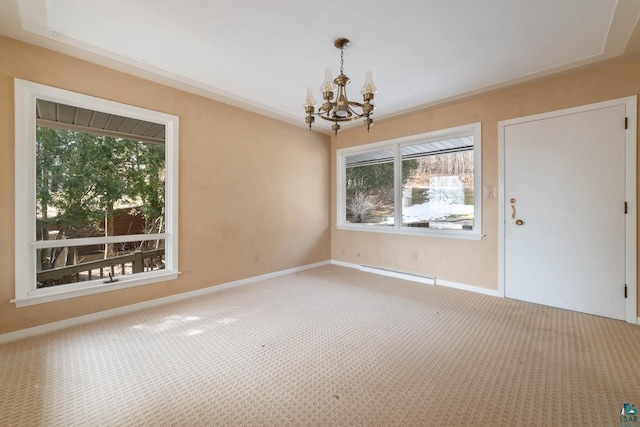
[337,122,482,240]
[13,79,180,307]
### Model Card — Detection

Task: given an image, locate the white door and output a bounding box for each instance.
[503,104,627,320]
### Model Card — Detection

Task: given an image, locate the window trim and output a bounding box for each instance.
[337,122,482,240]
[13,79,180,307]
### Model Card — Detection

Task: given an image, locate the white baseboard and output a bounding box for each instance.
[331,260,499,297]
[435,278,500,297]
[0,260,331,345]
[360,265,436,285]
[330,259,360,269]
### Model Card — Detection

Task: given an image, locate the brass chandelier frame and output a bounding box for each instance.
[304,38,376,136]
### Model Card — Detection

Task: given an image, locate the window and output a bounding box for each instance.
[337,123,481,239]
[14,79,179,307]
[345,148,395,226]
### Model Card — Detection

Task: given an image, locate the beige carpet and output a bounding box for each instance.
[2,265,640,426]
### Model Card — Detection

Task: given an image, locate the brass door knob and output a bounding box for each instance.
[515,219,524,226]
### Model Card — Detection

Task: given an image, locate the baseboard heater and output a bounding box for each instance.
[359,265,436,285]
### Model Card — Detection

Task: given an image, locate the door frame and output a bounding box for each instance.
[497,96,637,324]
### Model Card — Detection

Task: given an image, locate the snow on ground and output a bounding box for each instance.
[381,200,473,225]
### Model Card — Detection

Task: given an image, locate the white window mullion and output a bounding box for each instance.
[337,152,346,225]
[472,123,482,234]
[394,144,402,229]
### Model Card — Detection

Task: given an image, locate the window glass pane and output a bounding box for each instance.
[401,147,474,230]
[36,240,165,289]
[345,149,395,225]
[35,126,165,242]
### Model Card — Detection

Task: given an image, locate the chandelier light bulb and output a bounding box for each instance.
[360,70,377,95]
[303,86,317,108]
[321,68,335,94]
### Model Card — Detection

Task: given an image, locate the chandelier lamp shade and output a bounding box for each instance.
[303,38,377,136]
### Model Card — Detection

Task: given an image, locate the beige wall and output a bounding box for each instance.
[331,55,640,313]
[0,36,331,334]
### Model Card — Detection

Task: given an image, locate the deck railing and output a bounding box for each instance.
[37,249,165,288]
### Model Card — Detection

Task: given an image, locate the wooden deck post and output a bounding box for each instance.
[133,250,144,274]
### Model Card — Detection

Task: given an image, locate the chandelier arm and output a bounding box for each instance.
[346,105,365,119]
[317,113,361,123]
[318,102,334,114]
[315,101,372,121]
[345,101,372,118]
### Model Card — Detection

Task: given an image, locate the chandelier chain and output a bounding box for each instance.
[340,47,344,75]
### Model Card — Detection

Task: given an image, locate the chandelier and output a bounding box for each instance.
[303,38,377,136]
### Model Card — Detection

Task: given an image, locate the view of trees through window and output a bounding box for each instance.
[36,126,166,288]
[345,157,416,226]
[345,149,474,230]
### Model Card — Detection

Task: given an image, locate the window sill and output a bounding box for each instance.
[11,271,181,308]
[336,224,483,240]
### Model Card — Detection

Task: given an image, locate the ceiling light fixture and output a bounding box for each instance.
[303,38,377,136]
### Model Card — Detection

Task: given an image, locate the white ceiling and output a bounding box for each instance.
[2,0,640,134]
